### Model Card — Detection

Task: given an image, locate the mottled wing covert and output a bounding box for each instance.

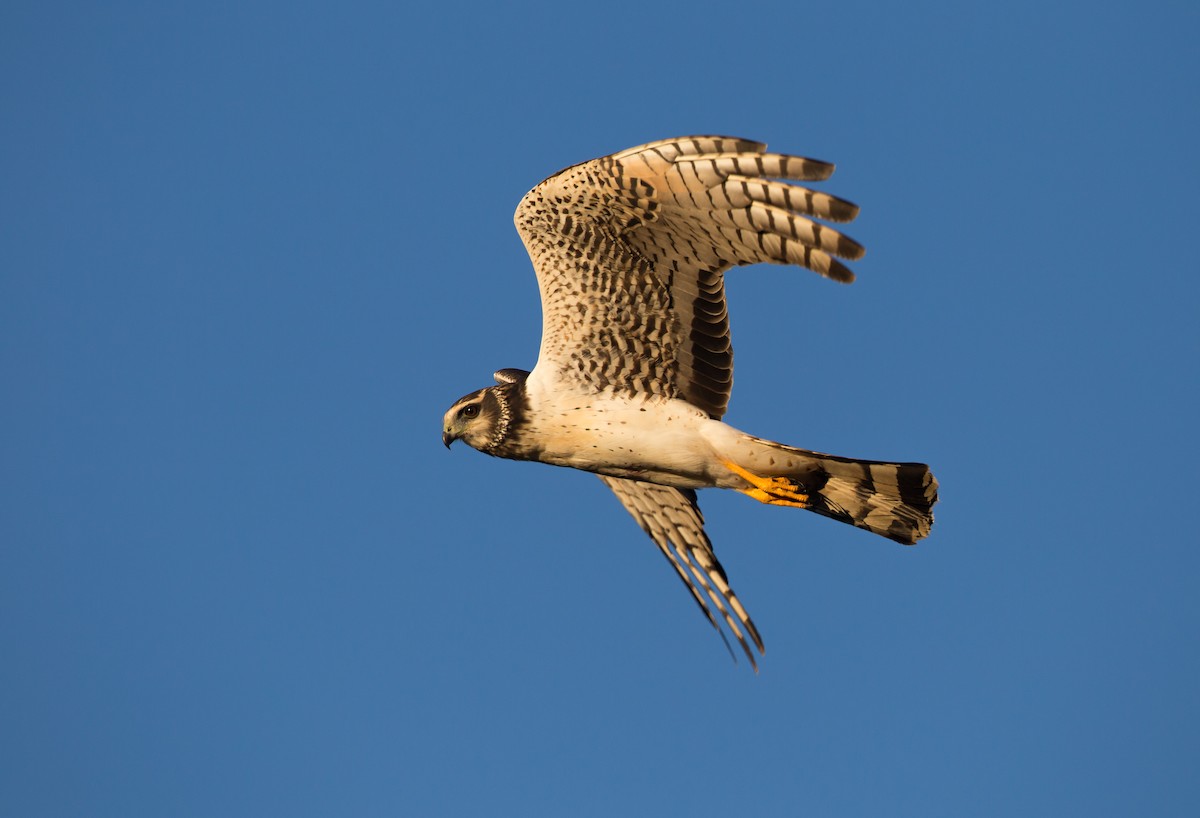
[516,136,864,419]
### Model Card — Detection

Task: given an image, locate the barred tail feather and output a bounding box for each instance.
[803,453,937,544]
[741,436,938,544]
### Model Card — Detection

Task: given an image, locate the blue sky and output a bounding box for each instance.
[2,1,1197,815]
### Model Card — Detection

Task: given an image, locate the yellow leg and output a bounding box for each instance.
[722,460,809,508]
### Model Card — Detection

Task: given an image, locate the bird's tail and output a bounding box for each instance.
[728,436,938,544]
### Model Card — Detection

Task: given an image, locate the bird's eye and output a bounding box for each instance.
[460,404,480,419]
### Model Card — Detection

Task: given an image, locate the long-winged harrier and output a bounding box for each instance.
[442,136,938,669]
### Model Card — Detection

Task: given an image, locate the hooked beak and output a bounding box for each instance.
[442,429,456,449]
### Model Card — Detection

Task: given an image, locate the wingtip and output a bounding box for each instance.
[827,259,857,284]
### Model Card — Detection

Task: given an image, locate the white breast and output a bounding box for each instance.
[523,390,722,488]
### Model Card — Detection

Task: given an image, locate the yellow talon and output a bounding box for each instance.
[722,460,809,508]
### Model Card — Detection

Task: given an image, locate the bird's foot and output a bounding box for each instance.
[722,460,809,508]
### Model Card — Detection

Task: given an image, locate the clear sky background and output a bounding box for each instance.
[3,2,1197,816]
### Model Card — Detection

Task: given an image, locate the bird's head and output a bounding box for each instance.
[443,369,529,453]
[442,386,504,452]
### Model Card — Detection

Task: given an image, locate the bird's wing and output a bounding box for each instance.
[599,475,763,669]
[516,136,863,419]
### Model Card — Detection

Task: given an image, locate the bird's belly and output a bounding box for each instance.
[529,398,719,488]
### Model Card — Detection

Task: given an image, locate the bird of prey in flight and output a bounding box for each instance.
[442,136,938,669]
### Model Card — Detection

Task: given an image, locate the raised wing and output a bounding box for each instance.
[599,475,764,670]
[516,136,864,419]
